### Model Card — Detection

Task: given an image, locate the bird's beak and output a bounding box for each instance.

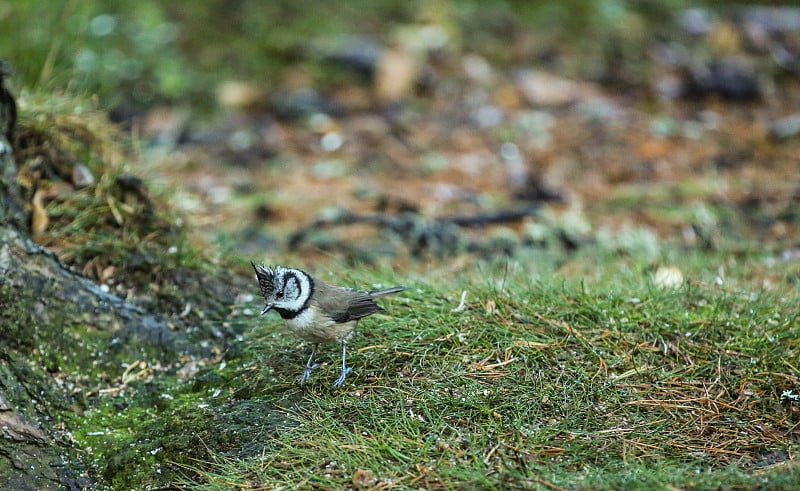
[261,303,273,315]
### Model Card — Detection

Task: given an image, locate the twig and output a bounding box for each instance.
[451,290,468,312]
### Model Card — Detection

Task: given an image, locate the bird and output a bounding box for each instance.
[252,263,406,387]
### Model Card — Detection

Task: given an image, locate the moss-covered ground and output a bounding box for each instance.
[53,247,798,490]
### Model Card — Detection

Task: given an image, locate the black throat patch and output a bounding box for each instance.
[274,306,300,319]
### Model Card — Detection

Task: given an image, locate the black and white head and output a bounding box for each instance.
[252,264,314,317]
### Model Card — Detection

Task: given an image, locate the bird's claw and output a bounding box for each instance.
[297,363,319,384]
[332,367,352,388]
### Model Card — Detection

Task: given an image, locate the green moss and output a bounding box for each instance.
[163,254,800,490]
[66,354,307,489]
[8,241,794,489]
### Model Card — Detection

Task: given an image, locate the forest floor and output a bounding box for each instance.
[8,4,800,490]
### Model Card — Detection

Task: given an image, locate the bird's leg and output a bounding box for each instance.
[332,340,352,388]
[298,343,319,384]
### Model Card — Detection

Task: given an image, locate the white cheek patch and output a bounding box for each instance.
[276,268,313,312]
[282,293,307,312]
[286,270,312,312]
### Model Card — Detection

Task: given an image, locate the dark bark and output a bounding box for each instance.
[0,78,224,489]
[0,223,213,488]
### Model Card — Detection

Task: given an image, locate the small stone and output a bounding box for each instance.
[72,164,94,188]
[654,266,684,289]
[770,114,800,140]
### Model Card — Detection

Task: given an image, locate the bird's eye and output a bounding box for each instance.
[276,291,284,299]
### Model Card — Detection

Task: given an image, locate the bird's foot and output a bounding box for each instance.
[332,367,352,388]
[297,363,319,384]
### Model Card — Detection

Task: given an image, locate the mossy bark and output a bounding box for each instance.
[0,144,223,488]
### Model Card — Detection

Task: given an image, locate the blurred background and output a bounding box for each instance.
[2,0,799,277]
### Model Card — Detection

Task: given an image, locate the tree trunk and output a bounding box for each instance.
[0,81,222,489]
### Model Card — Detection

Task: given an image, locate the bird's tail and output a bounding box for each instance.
[369,286,407,297]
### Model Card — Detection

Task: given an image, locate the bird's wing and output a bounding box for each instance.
[316,282,383,323]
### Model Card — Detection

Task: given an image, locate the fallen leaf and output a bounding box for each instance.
[352,468,377,488]
[513,340,552,349]
[31,188,49,236]
[0,411,48,443]
[375,47,417,104]
[107,196,124,225]
[514,69,597,107]
[216,80,264,111]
